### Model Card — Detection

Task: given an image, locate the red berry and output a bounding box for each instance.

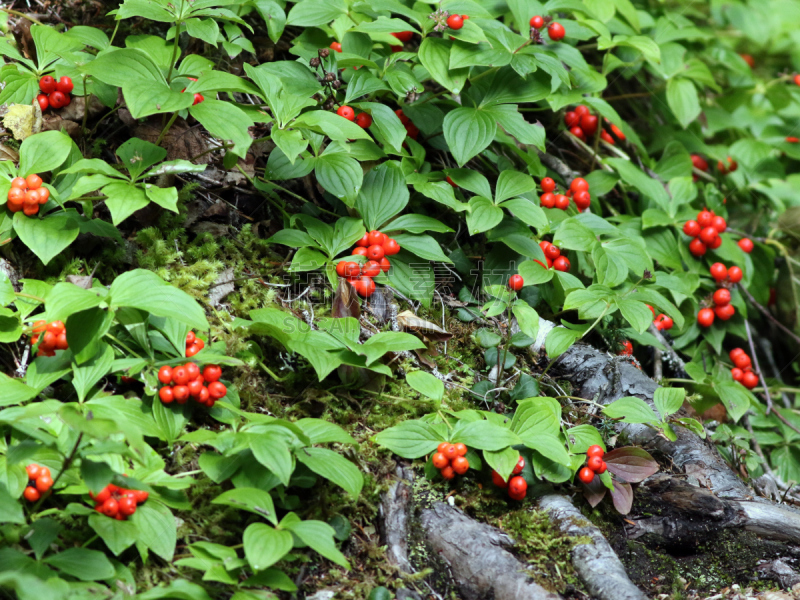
[553,256,570,272]
[441,465,456,480]
[330,42,342,52]
[580,114,598,136]
[508,476,527,498]
[156,366,172,384]
[573,105,589,117]
[337,105,355,121]
[159,386,174,404]
[787,136,800,143]
[39,466,51,479]
[185,362,200,380]
[697,210,714,228]
[101,498,119,517]
[578,467,594,484]
[49,91,66,109]
[710,216,727,233]
[657,314,674,330]
[689,238,707,257]
[188,377,204,397]
[728,266,743,283]
[454,443,468,456]
[432,453,449,469]
[541,177,556,193]
[355,233,370,247]
[699,226,719,246]
[355,113,372,128]
[596,461,607,474]
[492,470,508,488]
[192,93,204,105]
[733,353,752,370]
[36,94,49,111]
[742,371,759,390]
[343,262,360,277]
[208,381,227,399]
[354,276,375,298]
[379,257,391,273]
[119,496,137,516]
[691,154,709,171]
[554,194,570,210]
[619,340,633,356]
[26,464,41,479]
[587,456,604,472]
[587,445,604,458]
[172,366,189,385]
[391,31,413,42]
[570,177,589,193]
[93,486,111,504]
[540,192,556,208]
[24,486,40,502]
[362,260,382,278]
[547,22,565,41]
[508,274,524,291]
[396,109,409,125]
[336,261,348,277]
[570,126,585,141]
[545,244,561,260]
[25,174,42,190]
[564,111,579,128]
[610,124,626,140]
[443,444,458,460]
[36,475,53,492]
[39,76,56,94]
[573,190,591,210]
[383,238,400,255]
[697,308,715,328]
[367,230,386,246]
[795,74,800,86]
[437,442,449,453]
[683,220,701,237]
[446,14,464,30]
[132,490,149,503]
[530,15,544,29]
[451,456,469,475]
[713,289,731,305]
[512,456,526,475]
[714,303,735,320]
[173,385,190,404]
[737,238,753,253]
[56,76,73,94]
[366,245,385,260]
[731,367,744,382]
[203,365,222,382]
[352,247,368,257]
[729,348,746,361]
[710,263,727,281]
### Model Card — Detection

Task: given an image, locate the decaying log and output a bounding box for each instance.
[419,502,562,600]
[379,467,414,572]
[539,494,649,600]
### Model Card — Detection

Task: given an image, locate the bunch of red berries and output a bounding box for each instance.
[536,240,570,272]
[431,442,470,480]
[180,77,204,105]
[682,209,727,256]
[157,362,226,407]
[618,340,633,356]
[539,176,592,212]
[717,156,738,175]
[30,319,68,357]
[23,464,53,502]
[697,263,743,328]
[336,230,399,298]
[186,331,205,357]
[691,154,709,180]
[90,484,149,520]
[491,455,528,500]
[728,348,759,390]
[577,445,607,484]
[395,109,419,140]
[36,75,73,111]
[7,174,50,216]
[336,105,372,129]
[529,15,564,41]
[646,305,674,331]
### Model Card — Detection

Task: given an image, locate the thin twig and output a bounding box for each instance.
[738,283,800,346]
[742,414,776,478]
[745,319,774,415]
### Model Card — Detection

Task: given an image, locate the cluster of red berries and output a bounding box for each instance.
[336,230,399,298]
[536,240,570,272]
[618,340,634,355]
[30,319,68,357]
[395,109,419,140]
[682,209,727,256]
[577,445,607,483]
[157,362,226,407]
[728,348,759,390]
[540,176,592,212]
[7,174,50,216]
[180,77,204,105]
[36,75,73,111]
[90,484,149,520]
[529,15,565,41]
[22,464,53,502]
[716,156,738,175]
[564,106,625,145]
[446,13,469,30]
[690,153,737,177]
[335,105,373,129]
[432,442,470,480]
[508,274,524,291]
[186,331,205,357]
[646,305,674,331]
[491,455,528,500]
[696,263,743,327]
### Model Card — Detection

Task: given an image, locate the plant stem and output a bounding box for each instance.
[105,333,141,359]
[155,112,178,147]
[0,7,43,24]
[167,22,182,83]
[15,292,46,303]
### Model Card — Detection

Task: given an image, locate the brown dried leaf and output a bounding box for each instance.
[603,447,659,483]
[609,480,633,514]
[41,114,80,138]
[65,274,94,289]
[581,475,607,508]
[133,118,210,163]
[397,310,453,341]
[0,144,19,162]
[332,277,360,319]
[57,94,106,123]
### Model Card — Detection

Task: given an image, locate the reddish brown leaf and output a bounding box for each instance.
[603,446,659,483]
[609,481,633,514]
[332,278,360,319]
[581,475,607,508]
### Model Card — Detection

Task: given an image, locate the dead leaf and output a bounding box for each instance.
[65,274,94,289]
[3,102,42,141]
[57,94,106,123]
[332,277,360,319]
[208,267,235,307]
[133,118,211,163]
[397,310,453,342]
[0,144,19,162]
[41,114,80,138]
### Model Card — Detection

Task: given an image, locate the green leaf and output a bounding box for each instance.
[45,283,105,323]
[286,0,346,26]
[251,432,294,486]
[72,344,114,402]
[602,396,660,424]
[653,387,684,419]
[418,38,468,94]
[666,78,701,129]
[565,424,605,453]
[373,420,443,458]
[495,171,537,203]
[315,152,363,205]
[406,371,444,401]
[443,108,497,167]
[359,102,407,152]
[43,549,115,581]
[13,212,80,266]
[102,182,150,225]
[553,218,597,250]
[359,331,426,365]
[452,420,520,450]
[714,381,752,423]
[391,233,452,263]
[0,372,42,406]
[271,128,308,167]
[19,131,72,176]
[523,434,571,466]
[483,446,520,481]
[518,259,554,285]
[499,198,548,230]
[0,488,24,524]
[511,397,561,437]
[616,298,653,333]
[295,447,363,498]
[513,302,539,340]
[282,516,349,567]
[356,162,408,230]
[109,269,209,330]
[466,196,503,235]
[606,159,670,210]
[122,79,194,119]
[85,48,166,86]
[545,326,581,358]
[243,523,293,571]
[132,503,177,561]
[88,513,137,556]
[190,99,254,157]
[384,215,453,234]
[212,488,277,525]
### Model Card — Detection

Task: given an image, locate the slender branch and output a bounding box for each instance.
[745,319,775,415]
[738,283,800,346]
[166,22,182,82]
[155,112,179,147]
[742,414,775,478]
